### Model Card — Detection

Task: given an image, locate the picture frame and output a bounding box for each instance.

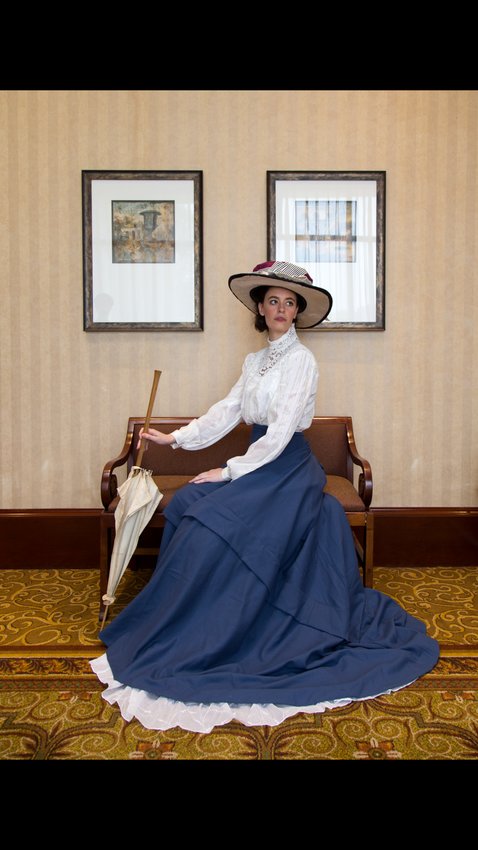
[82,170,203,331]
[267,171,385,330]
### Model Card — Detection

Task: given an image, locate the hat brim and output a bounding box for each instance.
[228,272,333,329]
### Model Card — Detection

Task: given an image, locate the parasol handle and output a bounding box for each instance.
[136,369,162,469]
[100,602,110,630]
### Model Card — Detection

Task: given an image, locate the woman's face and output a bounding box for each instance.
[258,287,299,340]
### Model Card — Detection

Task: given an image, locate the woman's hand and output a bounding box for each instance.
[189,468,225,484]
[137,428,175,449]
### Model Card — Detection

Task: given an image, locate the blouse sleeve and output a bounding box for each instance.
[224,348,318,480]
[170,359,251,451]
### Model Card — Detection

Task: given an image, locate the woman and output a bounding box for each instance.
[91,261,439,733]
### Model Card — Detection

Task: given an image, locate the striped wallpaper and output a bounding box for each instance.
[0,89,476,508]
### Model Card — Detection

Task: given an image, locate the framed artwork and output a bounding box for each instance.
[82,170,203,331]
[267,171,385,330]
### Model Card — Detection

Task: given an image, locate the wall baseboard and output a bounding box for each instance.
[0,510,101,570]
[0,507,477,570]
[373,507,478,567]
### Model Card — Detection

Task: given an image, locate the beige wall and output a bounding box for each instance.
[0,89,477,508]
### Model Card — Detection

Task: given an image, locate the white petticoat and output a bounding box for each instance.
[90,653,412,734]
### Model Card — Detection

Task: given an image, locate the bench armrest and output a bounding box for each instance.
[345,420,373,508]
[100,427,135,508]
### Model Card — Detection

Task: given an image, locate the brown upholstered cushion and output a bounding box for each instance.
[324,475,365,511]
[131,419,354,479]
[132,423,252,476]
[105,475,192,513]
[153,475,192,509]
[151,473,365,513]
[304,421,349,477]
[107,473,364,515]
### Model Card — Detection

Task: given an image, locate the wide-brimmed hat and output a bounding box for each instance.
[228,261,333,328]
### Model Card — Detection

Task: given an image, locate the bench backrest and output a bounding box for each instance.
[128,416,354,481]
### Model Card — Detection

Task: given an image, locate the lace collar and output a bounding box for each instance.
[258,325,299,375]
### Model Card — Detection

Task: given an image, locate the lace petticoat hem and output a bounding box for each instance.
[90,653,414,734]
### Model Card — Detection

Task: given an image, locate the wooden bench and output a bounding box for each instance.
[99,416,374,617]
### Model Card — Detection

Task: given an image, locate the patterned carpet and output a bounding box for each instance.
[0,566,477,759]
[1,566,477,649]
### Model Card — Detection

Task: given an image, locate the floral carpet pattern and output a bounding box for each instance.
[0,567,477,760]
[0,655,477,760]
[1,566,477,649]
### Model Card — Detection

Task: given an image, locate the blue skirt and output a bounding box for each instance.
[99,425,439,707]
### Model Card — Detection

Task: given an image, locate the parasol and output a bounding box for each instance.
[100,370,163,628]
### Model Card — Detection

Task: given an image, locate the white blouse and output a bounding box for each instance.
[171,325,319,480]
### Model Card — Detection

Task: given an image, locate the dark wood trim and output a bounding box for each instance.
[0,509,102,570]
[0,507,477,571]
[373,507,478,567]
